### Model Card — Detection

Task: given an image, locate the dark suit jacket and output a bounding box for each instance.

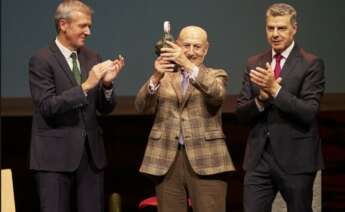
[236,44,325,174]
[29,42,116,172]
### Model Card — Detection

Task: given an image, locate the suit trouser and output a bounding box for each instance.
[34,143,104,212]
[154,145,228,212]
[243,142,316,212]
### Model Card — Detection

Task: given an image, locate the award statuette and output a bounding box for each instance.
[154,21,175,56]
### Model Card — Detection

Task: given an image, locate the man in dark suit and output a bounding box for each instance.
[28,1,124,212]
[237,3,325,212]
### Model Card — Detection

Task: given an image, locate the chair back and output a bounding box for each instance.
[1,169,16,212]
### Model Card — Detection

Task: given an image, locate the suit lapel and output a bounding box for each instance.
[170,72,183,105]
[260,49,272,68]
[49,42,79,86]
[78,48,88,83]
[257,45,301,87]
[280,44,300,82]
[252,51,272,94]
[180,84,193,109]
[180,68,198,109]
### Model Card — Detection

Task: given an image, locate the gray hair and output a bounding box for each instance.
[266,3,297,26]
[54,0,93,32]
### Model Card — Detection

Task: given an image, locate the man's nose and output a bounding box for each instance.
[272,28,279,37]
[85,27,91,35]
[187,46,194,55]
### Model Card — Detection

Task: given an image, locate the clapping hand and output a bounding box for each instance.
[102,55,125,87]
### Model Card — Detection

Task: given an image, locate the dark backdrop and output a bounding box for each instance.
[2,0,345,97]
[2,1,345,211]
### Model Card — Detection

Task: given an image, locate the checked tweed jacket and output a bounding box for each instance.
[135,65,235,176]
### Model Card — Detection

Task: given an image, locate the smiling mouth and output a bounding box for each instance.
[273,44,280,46]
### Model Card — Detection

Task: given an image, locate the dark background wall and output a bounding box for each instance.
[2,0,345,211]
[2,0,345,97]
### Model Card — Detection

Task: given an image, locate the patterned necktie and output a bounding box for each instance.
[179,71,190,145]
[70,53,81,84]
[274,53,283,79]
[181,71,189,95]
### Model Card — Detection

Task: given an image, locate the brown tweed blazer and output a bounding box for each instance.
[135,65,235,176]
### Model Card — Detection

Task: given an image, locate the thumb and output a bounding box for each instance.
[276,77,282,84]
[266,62,270,68]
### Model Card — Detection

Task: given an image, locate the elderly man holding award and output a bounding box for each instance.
[135,22,235,212]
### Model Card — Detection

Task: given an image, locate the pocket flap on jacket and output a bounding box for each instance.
[205,131,225,140]
[149,130,162,139]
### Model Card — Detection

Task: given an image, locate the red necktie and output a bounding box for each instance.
[274,54,283,79]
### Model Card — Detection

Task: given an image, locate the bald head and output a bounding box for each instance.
[178,26,208,44]
[177,26,209,65]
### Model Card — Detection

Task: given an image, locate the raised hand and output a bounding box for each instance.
[102,55,125,87]
[250,62,282,96]
[258,89,270,102]
[150,56,175,85]
[82,60,114,92]
[160,41,194,71]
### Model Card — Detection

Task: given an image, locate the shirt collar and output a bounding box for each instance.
[272,40,295,59]
[55,38,77,60]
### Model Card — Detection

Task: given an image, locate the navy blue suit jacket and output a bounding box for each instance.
[237,44,325,174]
[29,42,116,172]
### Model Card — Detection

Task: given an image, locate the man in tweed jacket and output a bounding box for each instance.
[135,26,234,212]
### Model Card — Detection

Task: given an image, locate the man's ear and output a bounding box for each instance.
[293,23,298,34]
[59,19,68,32]
[203,42,209,56]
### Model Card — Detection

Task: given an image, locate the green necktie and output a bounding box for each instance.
[70,53,81,84]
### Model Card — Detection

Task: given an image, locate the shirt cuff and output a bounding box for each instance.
[255,98,265,112]
[189,65,199,80]
[272,86,281,98]
[148,79,160,94]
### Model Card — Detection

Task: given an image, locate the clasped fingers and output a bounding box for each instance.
[113,54,125,73]
[154,56,175,74]
[250,69,270,90]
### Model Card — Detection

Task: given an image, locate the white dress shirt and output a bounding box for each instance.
[55,38,113,99]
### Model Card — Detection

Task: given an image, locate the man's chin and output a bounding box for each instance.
[74,41,86,49]
[272,45,284,53]
[190,59,202,66]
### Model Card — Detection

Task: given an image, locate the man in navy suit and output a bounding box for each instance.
[237,3,325,212]
[28,1,124,211]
